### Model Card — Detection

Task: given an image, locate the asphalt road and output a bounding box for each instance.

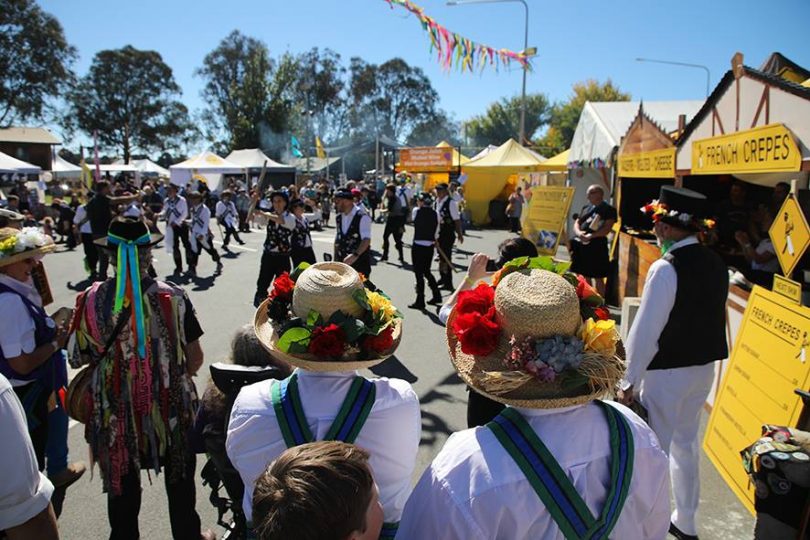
[44,219,753,539]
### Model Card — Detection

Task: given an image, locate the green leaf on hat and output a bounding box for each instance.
[307,309,323,327]
[342,318,367,342]
[290,262,311,282]
[352,288,370,311]
[558,370,589,390]
[278,327,311,353]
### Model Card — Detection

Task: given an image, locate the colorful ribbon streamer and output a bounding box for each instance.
[384,0,532,73]
[108,232,151,359]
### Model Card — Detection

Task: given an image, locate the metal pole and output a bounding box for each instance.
[518,0,528,145]
[636,57,712,98]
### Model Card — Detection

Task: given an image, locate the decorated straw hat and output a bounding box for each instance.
[0,227,55,267]
[446,256,624,409]
[254,262,402,372]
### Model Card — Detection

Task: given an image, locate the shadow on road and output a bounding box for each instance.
[66,277,94,292]
[370,355,418,383]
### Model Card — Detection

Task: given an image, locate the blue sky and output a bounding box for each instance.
[39,0,810,148]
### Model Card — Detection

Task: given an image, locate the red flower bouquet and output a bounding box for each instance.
[269,272,295,302]
[452,307,501,356]
[308,324,347,357]
[363,326,395,354]
[456,283,496,316]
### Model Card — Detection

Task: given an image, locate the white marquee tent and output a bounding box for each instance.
[0,150,41,174]
[226,148,295,173]
[131,159,170,177]
[169,151,244,190]
[50,154,82,178]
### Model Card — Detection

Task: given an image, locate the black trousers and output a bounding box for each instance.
[349,251,372,278]
[382,215,406,257]
[411,244,440,300]
[92,233,110,279]
[171,224,193,271]
[256,251,291,298]
[107,456,201,540]
[291,246,317,268]
[222,223,242,245]
[188,234,220,269]
[437,229,455,286]
[467,387,505,428]
[82,233,98,275]
[509,216,521,233]
[13,383,49,471]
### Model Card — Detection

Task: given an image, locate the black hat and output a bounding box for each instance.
[289,198,305,209]
[416,191,433,204]
[334,188,354,200]
[435,182,449,191]
[269,190,289,204]
[94,217,163,248]
[643,186,708,231]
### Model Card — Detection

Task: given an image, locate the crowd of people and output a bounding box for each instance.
[0,168,739,540]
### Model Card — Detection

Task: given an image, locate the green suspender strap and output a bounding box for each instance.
[271,373,377,447]
[486,402,634,540]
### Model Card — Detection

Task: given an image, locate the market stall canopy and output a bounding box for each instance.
[169,151,244,190]
[131,159,169,177]
[226,148,295,172]
[539,149,570,172]
[463,138,548,170]
[96,163,138,173]
[50,154,82,177]
[436,141,470,167]
[289,156,340,173]
[470,145,498,160]
[569,100,704,165]
[0,150,41,174]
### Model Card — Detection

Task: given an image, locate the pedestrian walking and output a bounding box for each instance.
[253,191,295,307]
[333,188,372,277]
[215,190,244,247]
[569,184,617,297]
[186,191,221,277]
[381,184,406,263]
[434,183,463,289]
[72,203,96,277]
[408,192,442,309]
[506,186,525,233]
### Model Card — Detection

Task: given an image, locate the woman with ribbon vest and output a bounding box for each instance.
[69,218,214,540]
[289,198,317,268]
[253,191,295,308]
[227,262,420,539]
[398,259,670,539]
[333,188,373,277]
[0,227,86,494]
[186,191,222,277]
[618,186,727,540]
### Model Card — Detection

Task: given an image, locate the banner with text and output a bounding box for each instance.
[398,147,454,173]
[704,286,810,514]
[618,147,676,178]
[692,123,802,175]
[523,186,575,255]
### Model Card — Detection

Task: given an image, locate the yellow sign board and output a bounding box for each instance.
[769,194,810,277]
[692,123,802,175]
[773,274,802,304]
[617,148,676,178]
[523,186,575,255]
[704,286,810,515]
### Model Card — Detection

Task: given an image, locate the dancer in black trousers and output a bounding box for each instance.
[290,199,317,268]
[381,183,406,262]
[434,183,464,289]
[408,192,443,309]
[253,191,295,307]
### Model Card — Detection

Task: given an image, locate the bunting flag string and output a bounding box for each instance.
[384,0,532,73]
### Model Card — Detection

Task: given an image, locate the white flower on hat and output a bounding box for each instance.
[14,227,51,252]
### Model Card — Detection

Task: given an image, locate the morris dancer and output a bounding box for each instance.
[186,191,221,277]
[216,190,244,247]
[408,192,442,310]
[434,183,463,290]
[253,191,294,307]
[289,199,316,268]
[162,183,191,275]
[333,189,372,277]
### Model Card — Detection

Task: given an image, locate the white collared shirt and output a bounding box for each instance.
[397,402,670,540]
[189,203,211,236]
[622,236,699,389]
[73,205,92,234]
[339,206,372,239]
[0,274,48,387]
[164,195,188,226]
[226,369,421,524]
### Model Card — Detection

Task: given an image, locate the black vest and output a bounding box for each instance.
[413,207,438,243]
[291,216,311,249]
[437,197,455,231]
[649,243,729,370]
[336,212,364,259]
[264,213,292,253]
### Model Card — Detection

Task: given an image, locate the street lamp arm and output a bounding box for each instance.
[636,57,711,97]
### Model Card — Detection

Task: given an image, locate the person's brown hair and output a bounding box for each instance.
[253,441,375,540]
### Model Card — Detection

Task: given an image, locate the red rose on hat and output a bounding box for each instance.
[270,272,295,302]
[308,324,347,357]
[455,283,495,316]
[452,307,501,356]
[575,274,604,306]
[363,326,394,354]
[593,306,611,321]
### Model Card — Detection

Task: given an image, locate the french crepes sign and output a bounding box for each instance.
[691,123,802,175]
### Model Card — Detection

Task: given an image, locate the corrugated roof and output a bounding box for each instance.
[0,127,60,145]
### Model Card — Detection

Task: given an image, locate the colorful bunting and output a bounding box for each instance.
[384,0,532,73]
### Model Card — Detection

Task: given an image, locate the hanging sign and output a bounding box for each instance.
[617,148,676,178]
[769,194,810,277]
[691,123,801,175]
[398,147,454,173]
[773,274,802,304]
[704,286,810,515]
[522,186,575,255]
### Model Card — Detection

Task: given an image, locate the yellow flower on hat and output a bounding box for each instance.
[579,318,619,356]
[366,291,397,323]
[0,236,17,255]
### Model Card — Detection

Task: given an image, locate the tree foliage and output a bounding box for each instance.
[293,48,348,143]
[0,0,76,127]
[536,79,631,155]
[465,94,551,148]
[67,46,195,162]
[407,110,460,147]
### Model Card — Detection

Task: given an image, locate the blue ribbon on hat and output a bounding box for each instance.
[108,232,151,358]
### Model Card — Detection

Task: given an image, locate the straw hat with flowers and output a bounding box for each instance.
[254,262,402,371]
[0,227,55,267]
[447,256,624,409]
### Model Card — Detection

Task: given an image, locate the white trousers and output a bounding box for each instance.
[639,362,716,536]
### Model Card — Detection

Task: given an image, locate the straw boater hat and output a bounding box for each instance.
[447,267,625,409]
[255,262,402,371]
[0,226,55,267]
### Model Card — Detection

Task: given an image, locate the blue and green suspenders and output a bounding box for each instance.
[270,373,399,539]
[486,402,634,540]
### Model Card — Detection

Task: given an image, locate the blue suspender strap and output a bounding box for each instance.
[379,521,399,539]
[324,377,376,444]
[486,403,634,540]
[270,374,314,447]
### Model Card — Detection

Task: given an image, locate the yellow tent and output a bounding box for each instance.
[537,149,570,172]
[461,139,548,225]
[423,141,470,191]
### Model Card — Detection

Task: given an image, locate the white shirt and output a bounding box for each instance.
[622,236,698,389]
[73,205,92,234]
[227,369,421,524]
[164,195,188,226]
[752,238,779,272]
[0,274,48,387]
[397,402,670,540]
[189,203,211,237]
[339,206,372,239]
[411,207,439,246]
[215,200,237,228]
[122,202,143,219]
[435,195,460,221]
[0,374,54,530]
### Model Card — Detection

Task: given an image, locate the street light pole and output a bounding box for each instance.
[636,57,712,98]
[447,0,530,145]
